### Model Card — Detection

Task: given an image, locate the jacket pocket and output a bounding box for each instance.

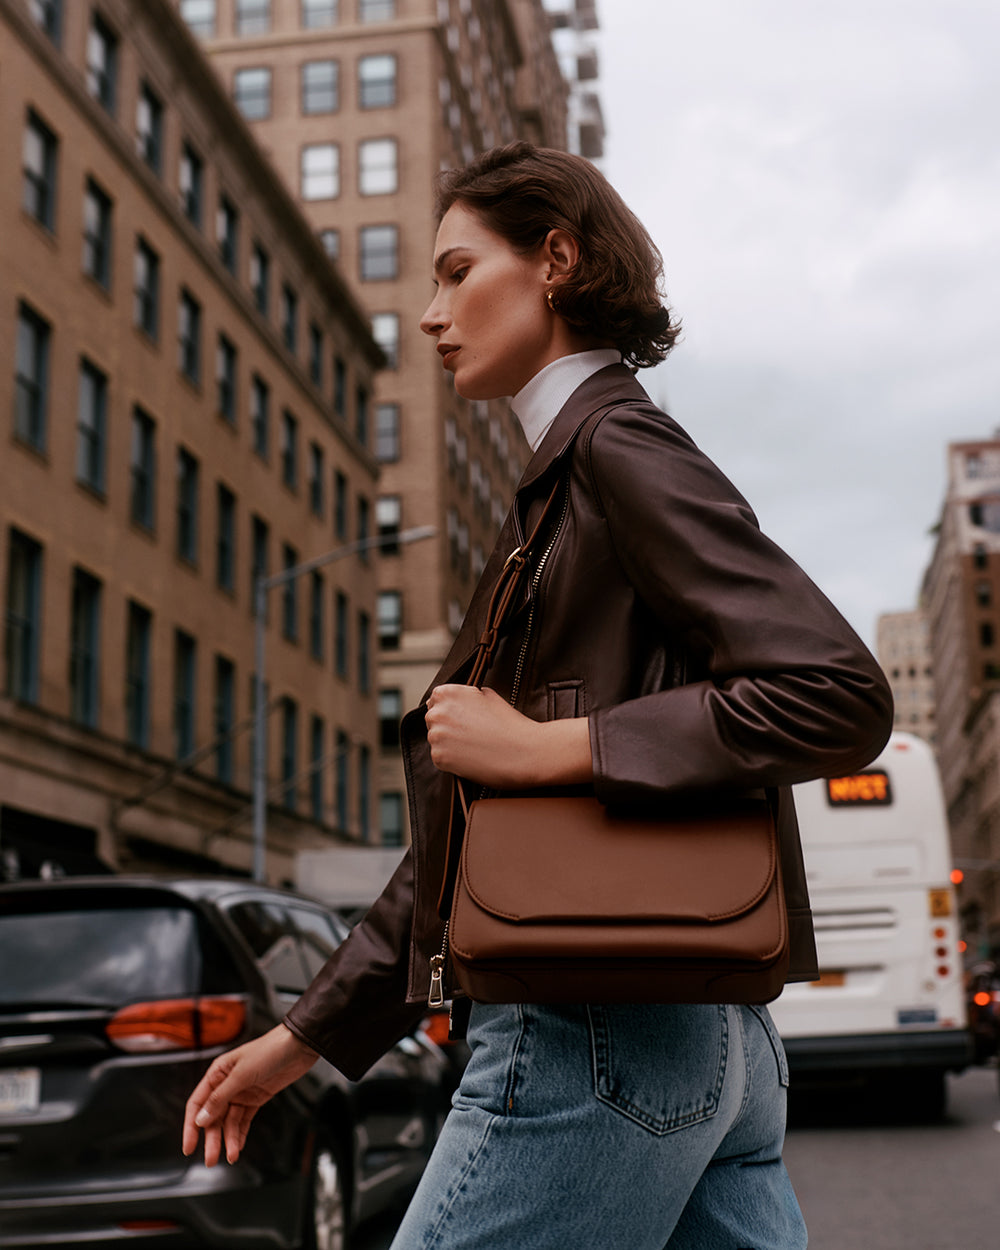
[547,679,586,720]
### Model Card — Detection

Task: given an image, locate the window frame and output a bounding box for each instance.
[14,301,51,453]
[76,357,108,496]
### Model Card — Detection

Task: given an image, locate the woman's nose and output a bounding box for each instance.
[420,296,446,337]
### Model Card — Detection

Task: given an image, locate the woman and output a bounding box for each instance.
[184,144,892,1248]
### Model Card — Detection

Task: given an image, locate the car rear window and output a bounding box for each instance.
[0,902,241,1007]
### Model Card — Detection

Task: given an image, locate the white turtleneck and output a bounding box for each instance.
[510,349,622,451]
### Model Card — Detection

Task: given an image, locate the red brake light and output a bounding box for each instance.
[974,991,992,1008]
[106,996,246,1053]
[421,1011,453,1048]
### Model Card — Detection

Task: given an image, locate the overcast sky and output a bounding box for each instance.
[596,0,999,647]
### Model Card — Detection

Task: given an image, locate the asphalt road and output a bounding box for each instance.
[355,1066,1000,1250]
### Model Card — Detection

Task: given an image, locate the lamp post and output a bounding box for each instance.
[252,524,435,882]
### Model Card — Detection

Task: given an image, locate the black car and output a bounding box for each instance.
[0,876,449,1249]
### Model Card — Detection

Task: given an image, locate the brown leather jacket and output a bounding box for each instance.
[285,366,893,1080]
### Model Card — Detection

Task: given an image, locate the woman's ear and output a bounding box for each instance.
[542,228,582,280]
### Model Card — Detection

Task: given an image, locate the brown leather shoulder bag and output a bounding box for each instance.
[442,471,790,1006]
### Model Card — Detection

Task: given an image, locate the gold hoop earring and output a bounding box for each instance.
[546,288,558,312]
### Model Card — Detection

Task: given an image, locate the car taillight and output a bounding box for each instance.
[106,996,247,1053]
[421,1010,453,1048]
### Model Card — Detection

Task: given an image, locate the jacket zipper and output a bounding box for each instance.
[427,482,569,1008]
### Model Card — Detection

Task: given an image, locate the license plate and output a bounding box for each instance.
[811,970,846,988]
[0,1068,41,1115]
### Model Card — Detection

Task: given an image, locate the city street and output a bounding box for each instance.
[355,1067,1000,1250]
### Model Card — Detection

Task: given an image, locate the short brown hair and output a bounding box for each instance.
[434,143,680,369]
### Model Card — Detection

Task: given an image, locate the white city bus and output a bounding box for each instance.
[770,731,971,1115]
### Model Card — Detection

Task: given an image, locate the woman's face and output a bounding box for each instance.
[420,203,559,400]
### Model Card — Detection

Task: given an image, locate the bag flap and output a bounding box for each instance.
[460,795,777,924]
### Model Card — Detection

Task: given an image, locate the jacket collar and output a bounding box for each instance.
[516,363,649,493]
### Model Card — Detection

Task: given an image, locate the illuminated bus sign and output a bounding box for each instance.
[825,770,893,807]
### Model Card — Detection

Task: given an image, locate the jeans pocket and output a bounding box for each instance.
[587,1004,729,1136]
[747,1004,790,1087]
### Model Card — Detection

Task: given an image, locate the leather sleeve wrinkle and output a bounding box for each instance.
[584,406,893,800]
[282,848,425,1082]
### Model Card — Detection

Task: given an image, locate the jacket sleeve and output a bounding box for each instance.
[283,849,426,1082]
[584,402,894,803]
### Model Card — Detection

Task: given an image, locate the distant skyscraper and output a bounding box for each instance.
[922,435,1000,961]
[875,608,936,746]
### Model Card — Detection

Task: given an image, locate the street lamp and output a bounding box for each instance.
[252,524,435,881]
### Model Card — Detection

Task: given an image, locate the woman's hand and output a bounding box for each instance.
[425,684,593,788]
[182,1024,319,1166]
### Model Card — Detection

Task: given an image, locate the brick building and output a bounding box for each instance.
[1,0,384,883]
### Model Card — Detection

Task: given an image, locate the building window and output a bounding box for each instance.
[371,313,399,368]
[309,570,325,661]
[333,357,347,420]
[76,358,108,495]
[358,744,371,842]
[176,447,200,564]
[136,81,164,173]
[216,333,237,422]
[375,403,400,463]
[282,544,299,641]
[976,580,992,608]
[251,515,269,612]
[129,406,157,531]
[377,590,402,649]
[362,612,372,695]
[5,529,43,705]
[28,0,62,43]
[379,687,402,749]
[359,138,398,195]
[14,302,50,452]
[335,729,349,830]
[356,387,369,446]
[308,442,324,516]
[133,236,160,339]
[357,495,370,558]
[250,242,270,315]
[359,53,396,108]
[380,792,404,847]
[981,622,995,648]
[302,60,339,114]
[234,67,271,120]
[302,0,337,27]
[974,543,989,570]
[308,322,323,387]
[214,655,235,783]
[334,590,348,678]
[359,224,398,280]
[281,409,299,490]
[178,288,202,384]
[82,178,113,288]
[376,496,401,555]
[251,374,269,458]
[309,714,325,823]
[22,110,58,230]
[359,0,395,24]
[236,0,271,35]
[319,228,339,260]
[70,568,102,728]
[334,470,348,542]
[280,697,298,810]
[216,483,236,591]
[280,284,298,353]
[86,13,118,114]
[125,600,151,749]
[301,144,339,200]
[179,142,203,227]
[180,0,216,37]
[173,630,197,759]
[217,195,239,273]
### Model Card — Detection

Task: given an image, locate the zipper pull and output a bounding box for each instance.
[428,955,446,1008]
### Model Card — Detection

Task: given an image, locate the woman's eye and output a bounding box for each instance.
[452,267,468,284]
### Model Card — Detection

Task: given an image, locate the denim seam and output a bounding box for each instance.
[503,1004,528,1115]
[422,1112,499,1249]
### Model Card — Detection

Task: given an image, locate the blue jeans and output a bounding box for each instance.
[391,1001,807,1249]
